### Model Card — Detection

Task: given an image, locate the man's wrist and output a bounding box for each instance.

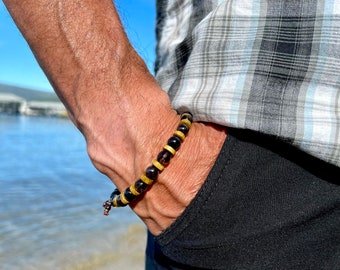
[103,112,194,215]
[131,122,227,235]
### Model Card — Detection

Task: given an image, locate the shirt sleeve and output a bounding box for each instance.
[155,0,340,167]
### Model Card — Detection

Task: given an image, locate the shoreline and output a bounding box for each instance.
[68,224,147,270]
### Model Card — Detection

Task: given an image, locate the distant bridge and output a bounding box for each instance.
[0,92,67,117]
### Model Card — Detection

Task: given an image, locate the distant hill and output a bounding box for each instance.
[0,83,60,102]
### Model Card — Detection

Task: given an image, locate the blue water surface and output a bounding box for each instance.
[0,115,145,270]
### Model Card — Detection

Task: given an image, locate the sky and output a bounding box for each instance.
[0,0,156,92]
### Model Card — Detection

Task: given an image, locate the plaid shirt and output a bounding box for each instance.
[155,0,340,167]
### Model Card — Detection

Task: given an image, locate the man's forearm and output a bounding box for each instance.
[3,0,183,234]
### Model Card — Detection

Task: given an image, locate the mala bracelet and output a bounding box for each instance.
[103,112,193,216]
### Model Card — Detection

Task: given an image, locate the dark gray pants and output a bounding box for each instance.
[146,129,340,269]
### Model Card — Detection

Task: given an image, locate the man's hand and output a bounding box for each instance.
[4,0,227,235]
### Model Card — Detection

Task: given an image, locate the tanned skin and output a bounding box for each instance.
[4,0,226,235]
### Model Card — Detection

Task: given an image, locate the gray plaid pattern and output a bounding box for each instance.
[155,0,340,167]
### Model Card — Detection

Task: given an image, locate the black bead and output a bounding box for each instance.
[110,188,121,199]
[157,150,172,165]
[181,112,193,122]
[135,179,149,193]
[124,188,137,202]
[145,165,159,180]
[177,124,189,135]
[168,136,181,150]
[117,195,128,207]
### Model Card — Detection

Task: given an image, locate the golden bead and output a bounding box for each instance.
[120,192,129,205]
[180,119,192,129]
[130,184,141,196]
[164,144,176,155]
[112,196,119,207]
[140,173,154,185]
[152,160,165,171]
[173,130,185,141]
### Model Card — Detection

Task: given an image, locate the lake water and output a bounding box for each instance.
[0,115,146,270]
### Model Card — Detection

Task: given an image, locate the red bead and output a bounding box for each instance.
[135,179,149,193]
[157,150,172,165]
[124,188,137,202]
[145,165,159,180]
[177,124,189,135]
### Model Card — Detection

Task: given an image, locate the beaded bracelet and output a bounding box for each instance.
[102,112,193,215]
